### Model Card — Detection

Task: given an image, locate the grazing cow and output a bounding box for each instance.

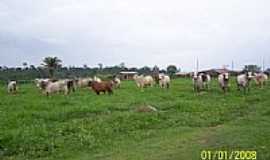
[254,73,268,88]
[35,78,51,90]
[66,79,76,93]
[89,81,113,95]
[193,73,204,93]
[218,72,230,93]
[199,73,211,90]
[44,79,75,96]
[112,77,121,89]
[133,75,145,88]
[144,75,154,87]
[133,75,154,88]
[77,78,93,88]
[8,81,17,93]
[159,74,170,89]
[237,72,253,93]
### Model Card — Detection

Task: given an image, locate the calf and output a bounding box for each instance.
[159,74,170,89]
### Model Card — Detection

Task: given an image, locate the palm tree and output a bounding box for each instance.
[42,57,62,78]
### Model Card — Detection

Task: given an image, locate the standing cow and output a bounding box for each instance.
[133,75,154,88]
[112,77,121,89]
[218,72,230,93]
[199,73,211,90]
[237,72,253,93]
[159,74,170,89]
[193,73,204,93]
[8,81,17,94]
[254,73,268,88]
[89,81,113,95]
[77,78,93,88]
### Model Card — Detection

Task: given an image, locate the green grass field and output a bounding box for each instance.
[0,78,270,160]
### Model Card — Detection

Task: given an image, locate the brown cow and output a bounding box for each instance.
[89,81,113,95]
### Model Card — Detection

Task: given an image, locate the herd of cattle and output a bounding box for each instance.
[6,71,269,95]
[193,72,268,93]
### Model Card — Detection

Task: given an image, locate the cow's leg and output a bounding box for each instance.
[166,83,170,89]
[222,87,225,93]
[108,89,113,95]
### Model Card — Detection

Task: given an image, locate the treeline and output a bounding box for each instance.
[1,55,269,83]
[0,65,172,82]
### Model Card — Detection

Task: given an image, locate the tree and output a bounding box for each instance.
[243,65,261,73]
[22,62,28,69]
[119,62,125,69]
[265,68,270,75]
[153,65,159,74]
[98,63,103,70]
[167,65,177,77]
[30,65,36,70]
[139,66,151,74]
[83,64,88,69]
[42,57,62,78]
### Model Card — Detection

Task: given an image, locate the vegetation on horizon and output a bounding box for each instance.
[0,57,269,82]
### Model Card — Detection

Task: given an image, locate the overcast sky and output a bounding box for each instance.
[0,0,270,71]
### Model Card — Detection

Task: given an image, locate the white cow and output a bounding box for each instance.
[133,75,154,88]
[112,77,121,88]
[35,78,51,90]
[254,73,268,88]
[237,72,253,93]
[193,73,204,92]
[218,72,230,93]
[199,73,211,90]
[159,74,170,89]
[8,81,17,93]
[77,78,93,88]
[44,79,74,96]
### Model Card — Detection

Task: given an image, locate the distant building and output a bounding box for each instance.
[119,71,138,80]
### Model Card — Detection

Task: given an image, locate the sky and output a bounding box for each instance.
[0,0,270,71]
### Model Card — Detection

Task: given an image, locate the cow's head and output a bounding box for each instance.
[246,72,253,81]
[223,73,229,81]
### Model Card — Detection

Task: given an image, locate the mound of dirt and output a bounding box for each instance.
[135,105,158,113]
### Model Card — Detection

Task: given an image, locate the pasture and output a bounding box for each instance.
[0,78,270,160]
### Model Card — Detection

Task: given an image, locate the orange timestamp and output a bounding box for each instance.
[200,150,257,160]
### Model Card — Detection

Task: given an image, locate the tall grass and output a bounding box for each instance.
[0,79,269,160]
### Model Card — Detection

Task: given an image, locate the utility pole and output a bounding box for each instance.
[196,58,199,73]
[231,60,234,71]
[262,57,265,71]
